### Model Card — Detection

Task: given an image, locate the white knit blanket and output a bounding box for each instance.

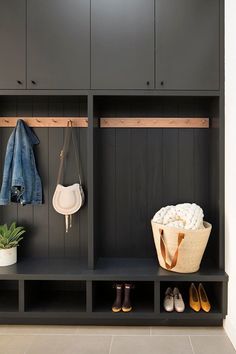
[152,203,204,230]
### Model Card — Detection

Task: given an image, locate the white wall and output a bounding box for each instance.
[224,0,236,349]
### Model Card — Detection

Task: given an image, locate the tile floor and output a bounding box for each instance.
[0,326,235,354]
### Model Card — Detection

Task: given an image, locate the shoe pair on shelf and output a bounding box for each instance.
[164,287,185,312]
[189,283,211,312]
[112,283,134,313]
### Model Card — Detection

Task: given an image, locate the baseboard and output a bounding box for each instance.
[224,318,236,350]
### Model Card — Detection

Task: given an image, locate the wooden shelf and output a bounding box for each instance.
[95,258,228,282]
[0,117,88,127]
[100,117,209,128]
[0,258,228,282]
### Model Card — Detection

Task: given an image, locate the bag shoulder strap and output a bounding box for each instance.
[159,228,185,270]
[56,121,82,185]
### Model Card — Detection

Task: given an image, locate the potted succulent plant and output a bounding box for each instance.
[0,222,26,266]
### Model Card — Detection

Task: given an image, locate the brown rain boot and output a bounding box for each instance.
[122,283,133,312]
[112,283,123,313]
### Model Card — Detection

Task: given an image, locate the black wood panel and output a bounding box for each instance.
[130,129,149,257]
[147,129,163,258]
[88,94,96,268]
[0,98,18,227]
[31,97,50,258]
[48,98,65,257]
[0,96,88,261]
[162,129,179,205]
[178,100,195,203]
[162,97,179,205]
[59,98,87,259]
[116,129,132,256]
[97,129,116,257]
[77,128,88,260]
[194,129,210,214]
[178,129,194,202]
[193,128,212,268]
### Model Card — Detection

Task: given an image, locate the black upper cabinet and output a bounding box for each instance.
[0,0,26,89]
[155,0,220,90]
[91,0,155,90]
[27,0,90,89]
[0,0,220,91]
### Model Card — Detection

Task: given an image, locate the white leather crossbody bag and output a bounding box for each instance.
[52,121,85,232]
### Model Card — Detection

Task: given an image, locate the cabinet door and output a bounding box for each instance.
[0,0,26,89]
[156,0,219,90]
[91,0,154,89]
[27,0,90,89]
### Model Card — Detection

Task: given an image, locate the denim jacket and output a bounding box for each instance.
[0,120,42,205]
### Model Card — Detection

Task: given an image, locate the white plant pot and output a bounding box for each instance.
[0,247,17,266]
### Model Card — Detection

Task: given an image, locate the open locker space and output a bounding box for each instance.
[0,95,88,263]
[92,96,221,273]
[24,280,86,313]
[92,281,155,314]
[0,280,18,312]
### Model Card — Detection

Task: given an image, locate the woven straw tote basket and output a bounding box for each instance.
[151,220,212,273]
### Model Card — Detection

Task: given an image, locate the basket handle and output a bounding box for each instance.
[159,229,185,270]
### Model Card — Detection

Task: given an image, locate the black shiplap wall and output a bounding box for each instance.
[94,96,218,262]
[96,127,210,259]
[0,96,87,261]
[0,95,220,267]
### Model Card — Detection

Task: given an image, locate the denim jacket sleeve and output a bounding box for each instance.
[0,120,42,205]
[0,129,16,204]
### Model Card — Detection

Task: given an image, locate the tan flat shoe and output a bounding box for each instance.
[163,287,174,312]
[173,287,185,312]
[189,283,201,312]
[198,283,211,312]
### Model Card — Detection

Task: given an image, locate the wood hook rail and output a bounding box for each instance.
[0,117,209,128]
[100,117,209,128]
[0,117,88,127]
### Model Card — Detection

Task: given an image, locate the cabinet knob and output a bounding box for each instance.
[146,81,150,86]
[31,80,36,85]
[160,81,164,86]
[17,80,23,85]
